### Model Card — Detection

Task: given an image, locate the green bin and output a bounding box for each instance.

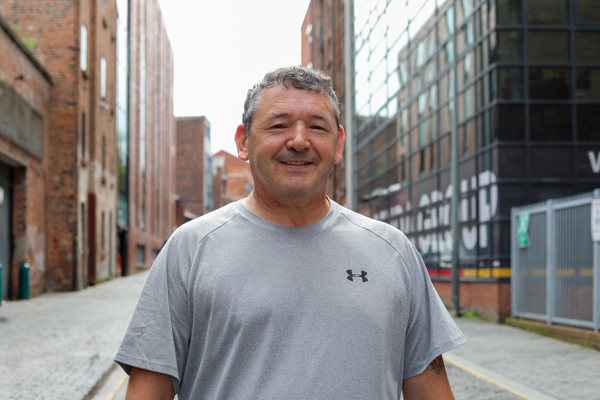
[19,263,30,300]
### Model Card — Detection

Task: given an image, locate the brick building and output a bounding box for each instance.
[0,15,52,300]
[176,117,213,220]
[117,0,176,275]
[0,0,119,294]
[301,0,347,205]
[212,150,253,209]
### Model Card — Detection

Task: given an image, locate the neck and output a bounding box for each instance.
[242,191,331,227]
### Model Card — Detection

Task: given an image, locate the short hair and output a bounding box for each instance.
[242,66,340,134]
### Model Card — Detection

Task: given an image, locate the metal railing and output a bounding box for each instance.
[511,189,600,332]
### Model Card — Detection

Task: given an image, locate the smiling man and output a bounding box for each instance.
[115,66,465,400]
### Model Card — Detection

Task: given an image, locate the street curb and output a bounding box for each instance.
[444,353,558,400]
[506,318,600,351]
[83,362,119,400]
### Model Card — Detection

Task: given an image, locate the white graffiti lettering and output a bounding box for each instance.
[375,170,498,255]
[589,151,600,173]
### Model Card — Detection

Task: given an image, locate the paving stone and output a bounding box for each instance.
[450,318,600,400]
[0,271,148,400]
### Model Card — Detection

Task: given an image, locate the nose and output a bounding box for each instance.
[286,122,310,152]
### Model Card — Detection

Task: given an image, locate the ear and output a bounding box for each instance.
[334,125,345,164]
[235,124,250,161]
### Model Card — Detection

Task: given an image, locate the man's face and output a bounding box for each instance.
[236,85,344,202]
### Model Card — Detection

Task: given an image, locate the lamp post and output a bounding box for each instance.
[450,0,461,317]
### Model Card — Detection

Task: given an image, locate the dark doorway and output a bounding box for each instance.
[0,161,12,300]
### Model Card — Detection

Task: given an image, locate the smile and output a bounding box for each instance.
[281,161,311,165]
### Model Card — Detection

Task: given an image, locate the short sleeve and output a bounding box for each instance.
[114,232,192,394]
[402,241,466,379]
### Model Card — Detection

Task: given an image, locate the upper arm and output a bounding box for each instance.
[402,355,455,400]
[125,367,175,400]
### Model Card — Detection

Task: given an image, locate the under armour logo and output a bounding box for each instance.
[347,269,368,282]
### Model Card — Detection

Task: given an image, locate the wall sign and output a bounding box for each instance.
[518,212,530,248]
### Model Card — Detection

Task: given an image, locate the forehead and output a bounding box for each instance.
[257,85,334,117]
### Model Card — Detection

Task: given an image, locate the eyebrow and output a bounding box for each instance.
[268,113,330,123]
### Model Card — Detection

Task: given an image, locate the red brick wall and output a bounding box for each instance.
[0,0,121,292]
[301,2,313,68]
[0,14,52,298]
[433,281,512,321]
[176,117,206,217]
[213,150,253,203]
[2,0,85,291]
[88,0,118,283]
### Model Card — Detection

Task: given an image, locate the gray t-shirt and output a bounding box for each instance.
[115,200,465,399]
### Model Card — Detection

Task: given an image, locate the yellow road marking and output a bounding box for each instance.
[106,373,128,400]
[444,355,536,400]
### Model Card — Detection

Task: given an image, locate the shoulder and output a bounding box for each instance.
[334,203,415,257]
[335,203,410,244]
[168,202,241,248]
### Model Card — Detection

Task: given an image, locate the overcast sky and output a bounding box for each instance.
[158,0,311,156]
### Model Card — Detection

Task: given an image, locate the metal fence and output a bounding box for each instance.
[511,189,600,332]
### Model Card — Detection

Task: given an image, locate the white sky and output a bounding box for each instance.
[158,0,312,156]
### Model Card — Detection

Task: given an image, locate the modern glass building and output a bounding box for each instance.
[349,0,600,315]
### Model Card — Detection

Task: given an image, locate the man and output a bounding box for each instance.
[115,66,466,399]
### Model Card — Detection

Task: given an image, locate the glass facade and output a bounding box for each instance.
[352,0,600,280]
[116,0,129,229]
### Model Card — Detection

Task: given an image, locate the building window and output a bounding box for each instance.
[102,136,106,172]
[101,211,105,251]
[527,31,570,63]
[100,57,107,99]
[136,245,145,268]
[576,68,600,100]
[529,68,571,100]
[576,0,600,24]
[80,25,88,72]
[575,31,600,64]
[527,0,570,26]
[577,105,600,141]
[81,113,86,158]
[530,105,573,141]
[497,0,523,26]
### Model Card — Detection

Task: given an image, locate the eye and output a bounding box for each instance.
[270,124,286,129]
[310,125,325,130]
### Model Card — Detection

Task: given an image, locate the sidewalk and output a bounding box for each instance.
[1,270,599,400]
[0,270,148,400]
[447,318,600,400]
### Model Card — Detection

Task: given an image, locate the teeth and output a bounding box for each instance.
[283,161,309,165]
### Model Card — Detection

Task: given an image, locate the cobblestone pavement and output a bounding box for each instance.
[89,362,522,400]
[449,318,600,400]
[91,361,520,400]
[446,363,521,400]
[3,270,600,400]
[0,271,148,400]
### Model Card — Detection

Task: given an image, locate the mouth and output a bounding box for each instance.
[281,161,312,166]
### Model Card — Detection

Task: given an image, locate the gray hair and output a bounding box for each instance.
[242,66,340,134]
